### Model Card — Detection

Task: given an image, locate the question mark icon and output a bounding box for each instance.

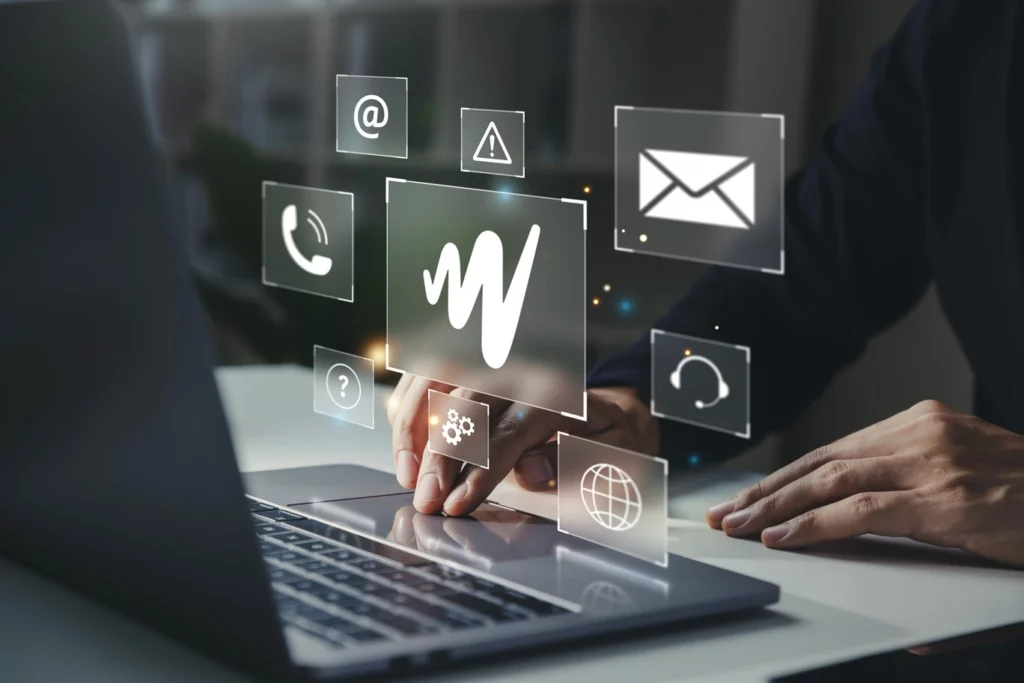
[325,362,361,412]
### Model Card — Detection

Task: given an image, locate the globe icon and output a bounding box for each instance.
[580,464,643,531]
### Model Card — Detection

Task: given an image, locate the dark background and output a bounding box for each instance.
[120,0,967,474]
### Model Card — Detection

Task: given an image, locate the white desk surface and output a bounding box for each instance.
[2,365,1022,683]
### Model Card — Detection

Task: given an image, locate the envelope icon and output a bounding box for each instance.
[639,149,755,230]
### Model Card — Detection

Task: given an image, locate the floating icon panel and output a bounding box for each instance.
[427,390,490,468]
[386,179,587,420]
[557,434,668,567]
[461,108,526,178]
[615,106,785,274]
[263,182,354,302]
[313,346,375,429]
[336,75,408,159]
[650,329,751,438]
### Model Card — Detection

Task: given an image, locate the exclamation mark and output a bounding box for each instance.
[490,134,495,157]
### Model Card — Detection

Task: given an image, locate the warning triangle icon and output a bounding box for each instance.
[472,121,513,165]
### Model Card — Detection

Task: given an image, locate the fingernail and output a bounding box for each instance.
[762,523,791,546]
[413,474,443,509]
[443,482,470,514]
[707,497,738,523]
[520,454,555,489]
[397,450,418,487]
[722,508,751,531]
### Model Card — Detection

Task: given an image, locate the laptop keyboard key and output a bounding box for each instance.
[382,594,454,624]
[438,610,486,629]
[376,569,422,584]
[347,629,387,643]
[319,569,362,586]
[348,558,386,573]
[319,548,358,562]
[347,603,395,622]
[293,540,332,553]
[377,615,434,635]
[354,580,385,595]
[266,532,309,544]
[311,590,361,610]
[292,560,334,573]
[259,509,304,522]
[270,550,305,563]
[268,568,306,585]
[421,565,465,581]
[441,592,512,621]
[413,581,456,597]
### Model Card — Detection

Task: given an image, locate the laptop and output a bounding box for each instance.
[0,2,779,681]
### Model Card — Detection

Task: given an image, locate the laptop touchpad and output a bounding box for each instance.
[243,464,407,506]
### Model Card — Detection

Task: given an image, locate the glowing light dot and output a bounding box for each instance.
[583,186,592,194]
[592,298,601,306]
[639,234,648,243]
[429,415,439,426]
[603,284,612,292]
[684,349,692,356]
[363,338,387,367]
[715,325,720,331]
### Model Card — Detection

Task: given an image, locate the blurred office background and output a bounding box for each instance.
[120,0,970,471]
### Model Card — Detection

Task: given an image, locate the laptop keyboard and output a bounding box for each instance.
[249,499,569,648]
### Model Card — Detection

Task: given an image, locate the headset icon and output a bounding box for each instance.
[669,355,730,410]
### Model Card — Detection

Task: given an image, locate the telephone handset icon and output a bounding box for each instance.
[281,204,333,276]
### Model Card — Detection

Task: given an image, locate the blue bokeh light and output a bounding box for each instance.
[493,181,516,200]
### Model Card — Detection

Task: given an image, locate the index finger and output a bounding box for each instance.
[442,404,570,517]
[391,376,453,488]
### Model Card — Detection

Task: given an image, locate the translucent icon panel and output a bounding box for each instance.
[336,75,408,159]
[386,179,587,420]
[557,433,668,567]
[650,329,751,439]
[427,390,490,468]
[263,182,354,302]
[615,106,785,274]
[461,108,526,178]
[313,346,375,430]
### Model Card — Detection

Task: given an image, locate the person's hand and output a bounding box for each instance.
[386,376,659,517]
[705,400,1024,567]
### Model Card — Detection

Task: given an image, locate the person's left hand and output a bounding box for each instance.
[705,400,1024,568]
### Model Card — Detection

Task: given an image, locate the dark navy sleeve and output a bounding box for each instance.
[588,0,947,462]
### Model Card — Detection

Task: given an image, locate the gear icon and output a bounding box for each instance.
[458,416,475,436]
[441,420,462,446]
[447,408,460,423]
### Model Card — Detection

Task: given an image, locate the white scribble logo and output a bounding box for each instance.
[423,224,541,370]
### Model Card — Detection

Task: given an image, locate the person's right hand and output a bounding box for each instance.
[386,377,660,517]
